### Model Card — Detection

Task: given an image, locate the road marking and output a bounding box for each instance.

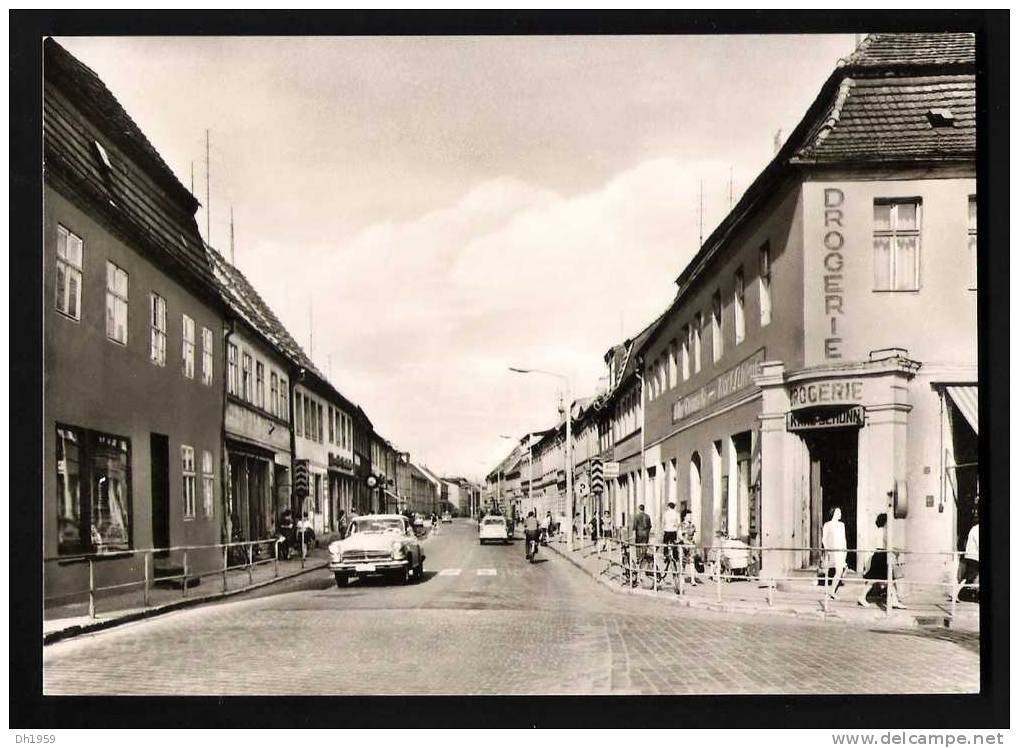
[438,568,462,576]
[476,568,497,576]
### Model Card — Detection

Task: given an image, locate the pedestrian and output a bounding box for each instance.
[600,510,613,552]
[589,513,598,549]
[821,506,848,599]
[573,512,582,539]
[632,503,652,564]
[856,512,905,609]
[541,511,552,544]
[954,512,979,603]
[431,512,439,535]
[680,509,702,585]
[661,502,680,579]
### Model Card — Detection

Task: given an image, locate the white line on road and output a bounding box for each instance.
[476,568,497,576]
[438,568,462,576]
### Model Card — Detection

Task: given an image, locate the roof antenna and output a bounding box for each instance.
[774,129,783,155]
[698,179,704,247]
[728,166,734,210]
[309,300,314,361]
[204,129,211,246]
[230,207,235,264]
[190,161,194,194]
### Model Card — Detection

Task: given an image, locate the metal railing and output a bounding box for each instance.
[44,534,313,619]
[557,533,978,620]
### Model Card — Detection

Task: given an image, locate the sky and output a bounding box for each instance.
[57,34,857,481]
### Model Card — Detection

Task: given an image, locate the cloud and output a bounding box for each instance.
[252,156,750,477]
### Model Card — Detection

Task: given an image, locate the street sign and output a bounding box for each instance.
[294,459,309,498]
[576,478,590,497]
[602,461,620,479]
[590,459,604,496]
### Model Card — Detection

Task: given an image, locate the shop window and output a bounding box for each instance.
[150,293,167,366]
[242,352,253,401]
[873,199,921,291]
[759,243,772,326]
[255,361,265,409]
[105,260,129,344]
[182,314,196,379]
[734,267,746,345]
[270,373,279,417]
[201,449,214,517]
[56,225,84,321]
[182,445,196,519]
[55,425,131,555]
[202,327,214,386]
[227,343,239,396]
[968,196,977,290]
[711,292,723,363]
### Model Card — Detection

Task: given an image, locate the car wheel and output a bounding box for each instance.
[334,572,349,588]
[413,561,424,583]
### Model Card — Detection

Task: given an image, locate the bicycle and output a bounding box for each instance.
[657,540,683,593]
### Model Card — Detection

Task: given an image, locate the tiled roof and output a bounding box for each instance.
[43,38,217,297]
[843,32,975,69]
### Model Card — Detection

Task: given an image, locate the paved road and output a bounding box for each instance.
[43,520,978,695]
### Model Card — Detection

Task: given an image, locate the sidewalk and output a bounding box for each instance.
[546,537,979,633]
[44,548,330,644]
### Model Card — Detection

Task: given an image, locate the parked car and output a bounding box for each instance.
[479,515,510,545]
[328,514,425,587]
[442,512,452,524]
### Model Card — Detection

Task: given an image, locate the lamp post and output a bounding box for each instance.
[509,366,574,552]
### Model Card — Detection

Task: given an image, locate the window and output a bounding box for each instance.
[329,407,335,444]
[873,200,921,291]
[55,425,131,554]
[182,445,196,519]
[279,378,289,421]
[295,392,304,436]
[202,327,213,385]
[201,450,214,517]
[150,293,167,366]
[711,292,723,363]
[227,343,239,396]
[759,243,772,326]
[270,373,279,417]
[105,261,129,344]
[242,352,253,401]
[55,225,83,320]
[305,397,314,441]
[734,268,745,345]
[255,361,265,409]
[182,314,196,379]
[318,403,324,444]
[680,327,690,381]
[692,313,702,373]
[968,196,977,290]
[668,341,678,389]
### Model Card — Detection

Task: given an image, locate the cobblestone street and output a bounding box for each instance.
[43,521,979,695]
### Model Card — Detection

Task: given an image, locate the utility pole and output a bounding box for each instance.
[205,129,211,246]
[729,166,734,209]
[229,207,235,264]
[309,301,314,361]
[698,180,704,248]
[190,161,194,194]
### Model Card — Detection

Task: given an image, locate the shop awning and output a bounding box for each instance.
[945,385,978,434]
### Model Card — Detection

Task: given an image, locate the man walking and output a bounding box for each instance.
[633,503,652,565]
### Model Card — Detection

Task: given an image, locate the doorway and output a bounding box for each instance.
[150,433,170,556]
[804,428,859,569]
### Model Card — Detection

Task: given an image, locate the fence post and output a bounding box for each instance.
[143,551,151,607]
[88,558,96,619]
[652,546,658,592]
[767,577,774,607]
[247,543,254,586]
[222,546,229,592]
[950,555,958,619]
[274,539,279,578]
[823,559,830,614]
[182,550,189,598]
[886,548,893,617]
[300,532,307,569]
[678,556,685,597]
[716,556,723,603]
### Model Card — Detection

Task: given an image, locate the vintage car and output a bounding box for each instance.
[479,515,510,545]
[442,512,452,524]
[328,514,425,586]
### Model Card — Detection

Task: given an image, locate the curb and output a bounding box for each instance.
[546,542,968,631]
[43,560,328,646]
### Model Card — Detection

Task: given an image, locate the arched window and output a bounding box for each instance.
[688,452,702,533]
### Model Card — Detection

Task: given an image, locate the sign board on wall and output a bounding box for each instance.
[602,461,620,479]
[821,187,847,360]
[787,379,865,410]
[671,349,765,424]
[786,405,865,431]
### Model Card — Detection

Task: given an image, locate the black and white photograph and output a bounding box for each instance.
[11,9,1008,733]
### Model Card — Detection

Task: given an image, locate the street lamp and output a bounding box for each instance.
[509,366,575,552]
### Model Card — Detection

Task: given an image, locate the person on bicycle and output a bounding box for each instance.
[661,502,681,580]
[524,510,540,559]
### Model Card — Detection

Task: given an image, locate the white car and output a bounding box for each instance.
[479,515,510,545]
[328,514,425,586]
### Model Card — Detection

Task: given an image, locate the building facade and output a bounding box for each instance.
[43,39,226,595]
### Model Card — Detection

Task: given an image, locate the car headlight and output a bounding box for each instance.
[328,541,343,556]
[391,541,406,559]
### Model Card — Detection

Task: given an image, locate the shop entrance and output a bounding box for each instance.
[803,427,859,570]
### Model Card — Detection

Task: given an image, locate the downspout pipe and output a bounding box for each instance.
[221,317,236,544]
